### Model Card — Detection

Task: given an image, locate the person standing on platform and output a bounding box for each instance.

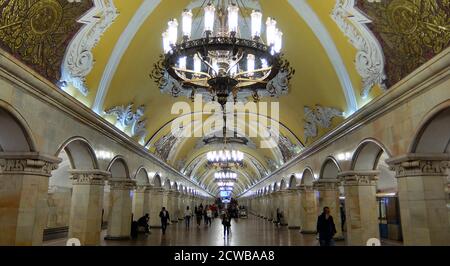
[184,206,192,229]
[316,207,337,246]
[196,205,203,227]
[206,206,213,226]
[159,207,170,235]
[222,211,231,238]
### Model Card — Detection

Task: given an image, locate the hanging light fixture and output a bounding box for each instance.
[151,1,294,107]
[207,149,244,168]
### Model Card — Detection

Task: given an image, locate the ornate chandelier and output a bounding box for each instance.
[151,1,294,107]
[214,170,238,182]
[207,149,244,167]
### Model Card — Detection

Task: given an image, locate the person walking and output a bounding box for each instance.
[316,207,337,246]
[203,205,209,226]
[222,212,231,238]
[184,206,192,229]
[206,206,213,226]
[196,205,203,227]
[159,207,170,235]
[276,208,282,227]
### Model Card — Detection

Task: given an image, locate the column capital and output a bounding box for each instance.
[386,153,450,178]
[313,179,340,190]
[338,170,379,186]
[0,152,61,177]
[135,184,153,192]
[69,170,110,186]
[109,178,136,190]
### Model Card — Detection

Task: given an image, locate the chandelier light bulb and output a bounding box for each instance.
[274,29,283,54]
[162,31,170,53]
[266,17,277,46]
[194,54,202,73]
[261,58,268,68]
[182,9,193,38]
[168,19,178,45]
[251,10,262,39]
[247,54,255,77]
[178,56,187,70]
[228,3,239,34]
[204,3,216,33]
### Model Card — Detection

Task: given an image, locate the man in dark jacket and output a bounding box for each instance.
[316,207,337,246]
[159,207,170,235]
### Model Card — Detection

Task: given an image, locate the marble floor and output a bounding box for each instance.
[44,215,401,246]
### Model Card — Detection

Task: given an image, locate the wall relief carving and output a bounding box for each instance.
[104,103,148,145]
[304,105,343,142]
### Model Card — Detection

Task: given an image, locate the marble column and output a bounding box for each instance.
[281,190,291,226]
[132,184,151,220]
[104,178,136,240]
[148,187,164,228]
[264,196,270,219]
[68,170,110,246]
[387,154,450,245]
[0,152,60,246]
[299,185,318,234]
[267,194,274,221]
[314,179,343,239]
[286,188,301,229]
[339,171,379,246]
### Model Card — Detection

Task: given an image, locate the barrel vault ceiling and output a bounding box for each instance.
[0,0,447,195]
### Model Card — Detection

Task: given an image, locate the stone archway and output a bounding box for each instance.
[104,156,135,240]
[0,104,60,245]
[342,139,398,245]
[46,137,101,243]
[386,102,450,245]
[316,157,343,239]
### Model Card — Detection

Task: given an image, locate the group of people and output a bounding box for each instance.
[133,205,337,245]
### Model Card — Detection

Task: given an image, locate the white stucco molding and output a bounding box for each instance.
[288,0,359,114]
[93,0,161,113]
[331,0,386,98]
[61,0,118,96]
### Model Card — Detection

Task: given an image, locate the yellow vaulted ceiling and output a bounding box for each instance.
[77,0,384,194]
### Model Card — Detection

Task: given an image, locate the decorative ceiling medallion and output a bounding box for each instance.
[331,0,387,98]
[104,103,147,145]
[304,105,343,142]
[0,0,93,83]
[61,0,118,95]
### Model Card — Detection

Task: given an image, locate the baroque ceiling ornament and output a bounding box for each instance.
[331,0,387,98]
[304,105,343,142]
[0,0,93,83]
[104,103,148,145]
[60,0,118,95]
